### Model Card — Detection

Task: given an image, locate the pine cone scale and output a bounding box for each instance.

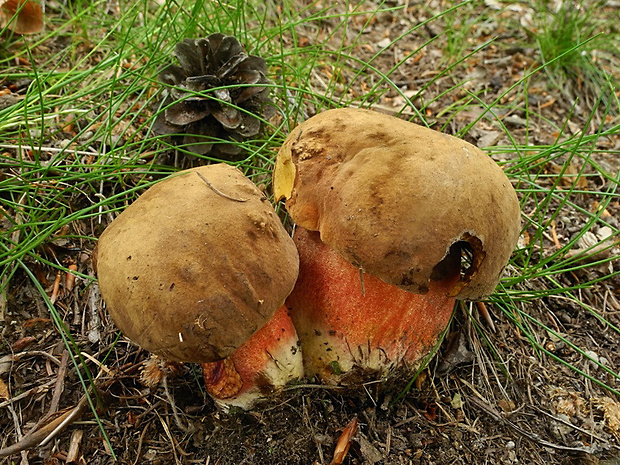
[165,100,211,126]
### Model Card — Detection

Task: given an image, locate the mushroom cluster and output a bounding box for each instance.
[97,108,521,409]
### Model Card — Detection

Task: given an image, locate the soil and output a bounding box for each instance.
[1,1,620,464]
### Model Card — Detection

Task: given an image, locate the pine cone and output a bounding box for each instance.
[153,34,274,160]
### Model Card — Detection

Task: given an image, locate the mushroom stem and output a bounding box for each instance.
[286,228,458,385]
[202,305,303,410]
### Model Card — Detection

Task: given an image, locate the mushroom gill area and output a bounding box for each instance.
[430,233,486,297]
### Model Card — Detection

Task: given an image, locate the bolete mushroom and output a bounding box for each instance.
[96,164,303,408]
[274,108,521,383]
[286,227,459,384]
[0,0,44,35]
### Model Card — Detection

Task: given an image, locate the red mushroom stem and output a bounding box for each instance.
[202,304,303,409]
[285,228,459,384]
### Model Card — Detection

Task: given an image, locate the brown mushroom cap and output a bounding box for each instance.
[96,164,299,363]
[274,108,520,300]
[0,0,44,35]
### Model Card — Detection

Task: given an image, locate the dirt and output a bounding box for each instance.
[1,1,620,464]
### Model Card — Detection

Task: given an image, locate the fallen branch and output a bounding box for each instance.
[0,394,89,458]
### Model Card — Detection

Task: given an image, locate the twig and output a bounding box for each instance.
[6,401,29,465]
[132,421,151,465]
[49,271,62,305]
[304,400,324,465]
[40,396,89,447]
[1,351,62,379]
[81,352,113,377]
[0,361,130,458]
[550,220,562,248]
[476,301,496,332]
[162,375,189,433]
[153,409,182,464]
[0,394,89,457]
[66,429,84,463]
[0,143,106,158]
[196,171,248,202]
[84,269,101,341]
[467,395,596,453]
[0,379,57,409]
[48,350,69,415]
[1,192,27,321]
[283,383,345,391]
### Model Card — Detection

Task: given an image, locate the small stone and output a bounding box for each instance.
[79,131,94,142]
[0,94,18,110]
[585,350,600,365]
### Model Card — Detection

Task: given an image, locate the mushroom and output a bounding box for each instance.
[96,164,303,408]
[274,108,521,383]
[286,227,459,384]
[0,0,44,35]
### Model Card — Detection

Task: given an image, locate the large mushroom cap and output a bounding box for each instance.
[96,164,299,363]
[274,108,521,300]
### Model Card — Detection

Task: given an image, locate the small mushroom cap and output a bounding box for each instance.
[274,108,521,300]
[96,164,299,363]
[0,0,44,35]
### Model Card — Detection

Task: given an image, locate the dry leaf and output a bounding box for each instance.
[547,161,588,189]
[0,0,44,34]
[437,331,474,374]
[566,229,619,264]
[0,354,15,376]
[11,336,36,351]
[498,399,516,413]
[357,432,383,464]
[0,378,9,401]
[330,417,358,465]
[476,130,502,148]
